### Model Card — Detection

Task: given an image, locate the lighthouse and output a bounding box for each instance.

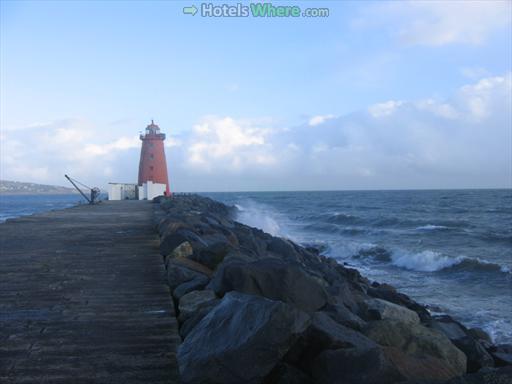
[138,120,171,196]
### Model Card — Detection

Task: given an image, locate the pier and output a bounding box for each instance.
[0,201,180,383]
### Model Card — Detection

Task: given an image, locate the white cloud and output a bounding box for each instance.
[368,100,404,117]
[357,1,511,46]
[186,116,273,171]
[309,114,336,126]
[1,74,510,190]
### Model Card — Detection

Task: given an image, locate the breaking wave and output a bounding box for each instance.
[234,202,282,236]
[415,224,450,231]
[354,246,510,274]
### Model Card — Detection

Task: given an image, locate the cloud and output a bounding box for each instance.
[368,101,404,117]
[1,74,510,191]
[186,116,275,171]
[356,1,511,46]
[309,114,336,126]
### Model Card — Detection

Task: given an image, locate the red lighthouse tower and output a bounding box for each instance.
[138,120,171,196]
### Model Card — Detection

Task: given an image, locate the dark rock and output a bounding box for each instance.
[208,258,328,312]
[170,256,213,277]
[267,237,302,262]
[441,366,512,384]
[325,279,360,313]
[311,346,403,384]
[364,319,467,377]
[364,298,420,325]
[160,228,207,257]
[263,363,312,384]
[489,344,512,367]
[166,260,208,291]
[179,300,219,340]
[430,316,494,372]
[285,311,376,373]
[367,286,431,323]
[386,346,468,382]
[178,289,217,322]
[468,327,492,344]
[452,336,494,372]
[178,292,310,384]
[430,315,468,340]
[173,275,209,299]
[190,233,235,270]
[321,303,366,331]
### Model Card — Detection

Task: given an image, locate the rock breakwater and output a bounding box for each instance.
[154,195,512,384]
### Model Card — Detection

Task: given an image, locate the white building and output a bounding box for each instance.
[138,181,167,200]
[108,183,138,200]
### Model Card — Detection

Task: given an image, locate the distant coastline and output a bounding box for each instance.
[0,180,79,195]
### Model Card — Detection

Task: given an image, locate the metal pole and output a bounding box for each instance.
[65,175,92,204]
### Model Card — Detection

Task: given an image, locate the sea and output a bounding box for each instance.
[1,189,511,344]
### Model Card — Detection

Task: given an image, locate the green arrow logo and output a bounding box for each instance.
[183,5,198,16]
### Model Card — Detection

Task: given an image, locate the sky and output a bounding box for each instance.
[1,0,511,192]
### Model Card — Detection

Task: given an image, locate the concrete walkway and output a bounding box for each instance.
[0,201,180,383]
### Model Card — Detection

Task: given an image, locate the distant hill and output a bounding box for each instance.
[0,180,79,195]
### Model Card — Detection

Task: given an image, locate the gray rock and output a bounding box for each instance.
[179,300,219,340]
[178,289,217,322]
[430,316,494,372]
[168,241,193,259]
[285,311,376,373]
[441,366,512,384]
[468,327,492,344]
[452,336,494,372]
[166,260,208,291]
[173,275,209,300]
[208,258,328,312]
[264,363,311,384]
[322,303,366,331]
[364,319,467,376]
[311,347,403,384]
[160,228,207,257]
[430,315,468,340]
[490,344,512,367]
[191,233,235,270]
[178,291,310,384]
[365,298,420,325]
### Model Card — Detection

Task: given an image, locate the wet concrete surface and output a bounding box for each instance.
[0,201,180,383]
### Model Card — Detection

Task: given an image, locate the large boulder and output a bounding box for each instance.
[190,233,236,270]
[178,289,217,322]
[173,275,209,299]
[208,258,328,312]
[367,285,431,322]
[311,346,403,384]
[166,260,208,292]
[160,228,207,257]
[489,344,512,367]
[364,298,420,325]
[285,311,376,373]
[263,363,312,384]
[383,346,466,382]
[178,292,311,384]
[452,336,494,372]
[364,319,467,377]
[430,316,494,372]
[321,303,366,331]
[439,366,512,384]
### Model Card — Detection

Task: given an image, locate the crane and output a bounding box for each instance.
[64,175,100,204]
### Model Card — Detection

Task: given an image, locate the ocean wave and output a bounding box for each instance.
[354,246,392,262]
[415,224,450,231]
[392,251,510,274]
[234,202,283,236]
[353,246,510,275]
[391,250,462,272]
